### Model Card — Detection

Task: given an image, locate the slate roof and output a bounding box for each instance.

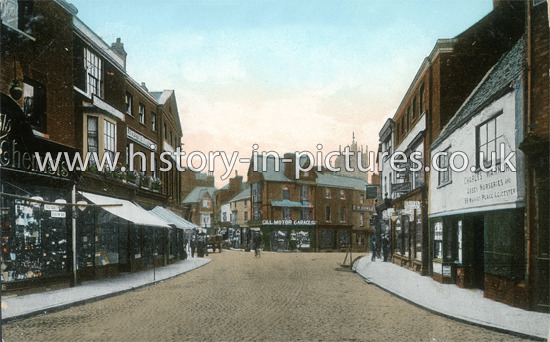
[432,38,523,149]
[182,186,217,204]
[228,188,251,203]
[251,155,292,182]
[317,174,369,190]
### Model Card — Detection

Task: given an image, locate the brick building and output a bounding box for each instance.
[247,153,374,252]
[378,0,526,277]
[1,0,189,292]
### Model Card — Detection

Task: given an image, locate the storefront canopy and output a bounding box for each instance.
[149,206,201,231]
[80,192,170,228]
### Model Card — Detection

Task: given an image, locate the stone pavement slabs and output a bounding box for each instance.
[353,256,550,341]
[1,258,210,323]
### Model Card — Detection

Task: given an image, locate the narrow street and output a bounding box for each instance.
[3,251,534,342]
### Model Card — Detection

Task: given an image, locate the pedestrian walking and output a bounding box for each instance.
[254,233,261,258]
[190,238,196,258]
[383,236,390,262]
[370,237,376,261]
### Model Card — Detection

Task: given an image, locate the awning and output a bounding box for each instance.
[80,192,170,228]
[149,206,199,231]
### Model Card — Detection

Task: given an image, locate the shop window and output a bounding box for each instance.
[340,206,347,222]
[326,188,331,199]
[484,209,524,279]
[125,93,133,116]
[85,48,102,98]
[433,221,443,259]
[403,215,410,257]
[139,103,145,124]
[321,230,334,248]
[253,207,261,221]
[23,79,46,132]
[339,231,350,247]
[325,206,331,222]
[283,207,291,220]
[438,148,451,186]
[151,112,156,131]
[477,113,505,169]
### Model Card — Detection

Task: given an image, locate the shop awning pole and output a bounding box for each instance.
[72,185,77,287]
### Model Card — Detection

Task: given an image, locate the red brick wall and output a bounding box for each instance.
[1,1,76,147]
[529,2,549,140]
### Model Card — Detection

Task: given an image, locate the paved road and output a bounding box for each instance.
[3,251,534,342]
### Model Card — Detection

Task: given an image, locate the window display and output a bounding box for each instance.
[1,185,70,283]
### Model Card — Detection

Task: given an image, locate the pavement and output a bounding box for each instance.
[1,251,548,341]
[1,257,210,323]
[353,255,550,341]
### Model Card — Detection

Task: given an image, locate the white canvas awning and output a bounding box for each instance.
[80,192,170,228]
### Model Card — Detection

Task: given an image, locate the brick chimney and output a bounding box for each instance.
[229,171,243,195]
[110,38,127,70]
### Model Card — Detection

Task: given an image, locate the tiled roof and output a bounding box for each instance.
[182,187,217,204]
[432,38,523,149]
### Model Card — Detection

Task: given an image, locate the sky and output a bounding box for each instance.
[69,0,494,187]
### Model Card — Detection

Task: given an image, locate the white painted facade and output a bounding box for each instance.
[430,88,525,217]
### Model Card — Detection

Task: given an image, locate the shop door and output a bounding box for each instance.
[472,216,485,289]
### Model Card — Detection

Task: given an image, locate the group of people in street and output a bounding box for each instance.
[370,235,390,262]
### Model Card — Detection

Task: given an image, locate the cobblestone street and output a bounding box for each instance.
[3,251,535,342]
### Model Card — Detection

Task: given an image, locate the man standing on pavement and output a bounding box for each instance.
[370,237,376,261]
[190,238,196,258]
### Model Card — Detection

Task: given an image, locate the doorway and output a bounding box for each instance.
[472,215,485,289]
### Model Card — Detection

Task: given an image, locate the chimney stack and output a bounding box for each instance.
[110,38,127,70]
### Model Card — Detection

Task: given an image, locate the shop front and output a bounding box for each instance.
[1,92,79,294]
[255,221,315,252]
[316,224,353,252]
[77,192,171,278]
[390,189,427,274]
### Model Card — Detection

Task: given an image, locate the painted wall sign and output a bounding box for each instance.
[127,127,157,151]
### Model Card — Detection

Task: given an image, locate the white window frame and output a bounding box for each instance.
[85,48,102,98]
